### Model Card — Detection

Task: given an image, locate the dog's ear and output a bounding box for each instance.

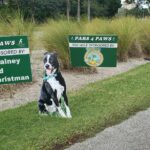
[44,52,49,56]
[53,51,58,57]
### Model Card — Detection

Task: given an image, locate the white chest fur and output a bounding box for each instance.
[47,77,64,100]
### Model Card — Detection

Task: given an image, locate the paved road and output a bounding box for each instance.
[66,107,150,150]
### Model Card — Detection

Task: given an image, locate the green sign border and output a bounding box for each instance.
[0,35,32,85]
[68,35,118,67]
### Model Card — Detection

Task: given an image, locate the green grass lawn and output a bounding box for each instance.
[0,63,150,150]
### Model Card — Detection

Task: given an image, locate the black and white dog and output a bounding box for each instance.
[38,52,72,118]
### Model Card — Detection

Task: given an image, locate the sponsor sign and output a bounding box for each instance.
[69,35,118,67]
[0,36,32,84]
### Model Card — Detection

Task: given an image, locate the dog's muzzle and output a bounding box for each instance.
[45,64,54,75]
[45,64,50,69]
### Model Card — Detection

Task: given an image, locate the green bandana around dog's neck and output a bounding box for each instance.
[43,70,58,81]
[43,69,60,81]
[43,73,57,81]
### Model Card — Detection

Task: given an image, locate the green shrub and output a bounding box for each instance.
[84,17,140,61]
[41,17,150,68]
[0,13,35,50]
[84,18,111,34]
[126,8,150,18]
[110,17,140,61]
[138,17,150,55]
[42,20,83,69]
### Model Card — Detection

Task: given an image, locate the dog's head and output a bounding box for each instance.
[43,52,59,75]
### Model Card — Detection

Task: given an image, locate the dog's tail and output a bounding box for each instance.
[144,58,150,61]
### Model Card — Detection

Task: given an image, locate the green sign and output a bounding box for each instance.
[69,35,118,67]
[0,36,32,84]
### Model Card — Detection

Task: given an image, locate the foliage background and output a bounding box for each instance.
[5,0,121,22]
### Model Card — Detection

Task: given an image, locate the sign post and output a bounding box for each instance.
[0,36,32,85]
[69,35,118,67]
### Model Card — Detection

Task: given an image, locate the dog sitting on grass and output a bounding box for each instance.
[38,52,72,118]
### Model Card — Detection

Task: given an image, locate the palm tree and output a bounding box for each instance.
[67,0,70,21]
[87,0,91,21]
[77,0,80,22]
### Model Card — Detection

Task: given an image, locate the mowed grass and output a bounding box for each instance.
[0,63,150,150]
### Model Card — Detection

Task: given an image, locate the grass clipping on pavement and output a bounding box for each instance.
[0,63,150,150]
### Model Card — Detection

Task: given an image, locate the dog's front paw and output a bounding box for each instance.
[67,113,72,118]
[65,106,72,118]
[46,105,57,113]
[67,115,72,118]
[57,107,67,118]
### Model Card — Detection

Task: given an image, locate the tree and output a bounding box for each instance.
[66,0,70,21]
[0,0,5,4]
[8,0,66,22]
[105,0,121,17]
[6,0,121,22]
[94,0,121,17]
[77,0,80,22]
[83,0,121,18]
[87,0,91,21]
[125,0,134,4]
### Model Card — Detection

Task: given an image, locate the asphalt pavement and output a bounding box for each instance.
[66,107,150,150]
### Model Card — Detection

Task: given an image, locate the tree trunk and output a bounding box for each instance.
[87,0,91,21]
[0,0,4,4]
[67,0,70,21]
[77,0,80,22]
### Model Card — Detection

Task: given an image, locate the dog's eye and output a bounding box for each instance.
[49,59,53,64]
